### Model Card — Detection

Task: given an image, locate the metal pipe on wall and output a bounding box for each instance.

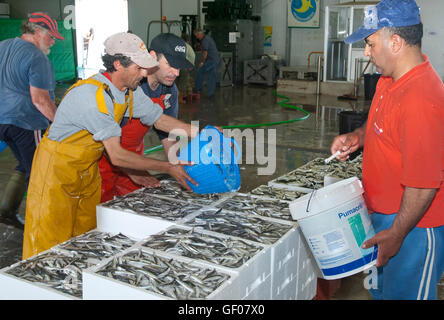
[197,0,201,28]
[160,0,163,33]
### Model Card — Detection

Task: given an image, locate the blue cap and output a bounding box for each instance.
[345,0,421,44]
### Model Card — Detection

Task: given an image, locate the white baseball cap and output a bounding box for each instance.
[104,32,159,68]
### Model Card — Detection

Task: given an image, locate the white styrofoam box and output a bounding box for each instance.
[242,274,272,300]
[295,231,319,300]
[267,181,314,193]
[0,249,88,300]
[273,274,297,300]
[138,225,272,299]
[269,224,299,299]
[96,205,177,240]
[83,247,241,300]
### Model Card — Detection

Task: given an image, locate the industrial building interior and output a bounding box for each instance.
[0,0,443,301]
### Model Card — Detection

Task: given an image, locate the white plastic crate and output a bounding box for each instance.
[138,225,272,300]
[82,247,241,300]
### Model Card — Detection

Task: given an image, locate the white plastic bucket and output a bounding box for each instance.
[289,177,377,280]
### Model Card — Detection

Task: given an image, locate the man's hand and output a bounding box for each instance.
[167,160,198,191]
[127,172,161,188]
[362,228,405,267]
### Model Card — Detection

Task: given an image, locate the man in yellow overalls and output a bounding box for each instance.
[22,32,198,259]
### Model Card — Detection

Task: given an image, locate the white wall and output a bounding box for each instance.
[417,0,444,80]
[128,0,202,46]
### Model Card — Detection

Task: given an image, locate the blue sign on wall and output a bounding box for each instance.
[288,0,320,28]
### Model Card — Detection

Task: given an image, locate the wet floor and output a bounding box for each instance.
[0,84,442,300]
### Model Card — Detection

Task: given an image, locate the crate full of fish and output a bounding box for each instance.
[215,192,296,222]
[96,189,204,239]
[267,156,362,192]
[0,230,139,300]
[53,230,137,264]
[139,225,272,300]
[181,208,304,299]
[145,179,232,206]
[82,247,241,300]
[250,184,309,202]
[0,249,93,300]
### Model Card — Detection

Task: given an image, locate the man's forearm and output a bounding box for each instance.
[353,122,367,148]
[30,85,57,122]
[390,186,437,237]
[153,114,198,138]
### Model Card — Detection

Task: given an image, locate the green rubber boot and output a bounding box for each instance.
[0,170,26,229]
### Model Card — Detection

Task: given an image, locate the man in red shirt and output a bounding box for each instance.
[330,0,444,299]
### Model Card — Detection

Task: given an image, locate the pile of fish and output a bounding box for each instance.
[146,179,225,206]
[102,189,203,221]
[141,227,263,268]
[185,209,292,245]
[250,185,307,201]
[6,251,91,298]
[56,231,135,262]
[96,249,230,299]
[271,154,362,190]
[216,194,293,221]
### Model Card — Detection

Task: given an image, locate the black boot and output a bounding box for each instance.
[0,171,26,230]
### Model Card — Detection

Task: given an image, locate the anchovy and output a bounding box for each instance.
[146,179,225,206]
[6,251,92,298]
[56,231,136,261]
[250,185,308,202]
[96,249,230,299]
[184,209,292,245]
[102,189,203,221]
[216,193,294,221]
[272,154,362,189]
[141,227,263,268]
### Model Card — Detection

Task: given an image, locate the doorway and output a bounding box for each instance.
[75,0,129,79]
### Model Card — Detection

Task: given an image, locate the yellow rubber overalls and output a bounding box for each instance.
[22,77,133,260]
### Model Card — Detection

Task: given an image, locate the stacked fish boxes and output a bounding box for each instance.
[2,161,338,299]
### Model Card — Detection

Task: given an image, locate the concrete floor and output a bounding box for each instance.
[0,84,442,300]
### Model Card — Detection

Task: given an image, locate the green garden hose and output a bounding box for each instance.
[144,90,310,155]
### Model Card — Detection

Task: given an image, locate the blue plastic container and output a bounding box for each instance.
[178,126,241,194]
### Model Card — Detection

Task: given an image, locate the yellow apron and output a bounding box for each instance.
[22,77,133,260]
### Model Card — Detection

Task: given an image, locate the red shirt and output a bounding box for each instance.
[363,55,444,228]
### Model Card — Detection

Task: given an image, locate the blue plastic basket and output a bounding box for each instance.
[178,126,241,194]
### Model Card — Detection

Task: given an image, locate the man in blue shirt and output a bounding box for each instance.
[194,29,220,98]
[0,12,64,229]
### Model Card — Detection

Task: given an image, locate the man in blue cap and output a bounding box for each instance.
[330,0,444,300]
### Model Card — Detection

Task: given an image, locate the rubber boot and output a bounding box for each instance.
[0,170,26,229]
